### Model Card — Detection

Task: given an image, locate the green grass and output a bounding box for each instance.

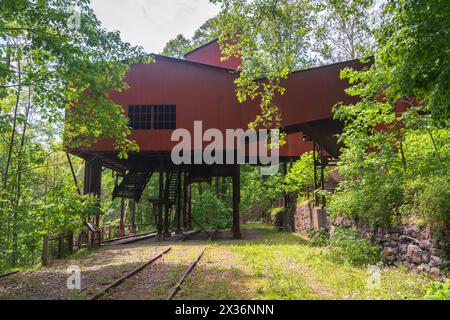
[1,224,433,300]
[180,224,432,300]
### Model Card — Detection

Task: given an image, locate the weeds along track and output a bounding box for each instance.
[90,244,207,300]
[166,247,205,300]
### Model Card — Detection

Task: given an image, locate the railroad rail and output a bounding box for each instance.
[89,246,172,300]
[0,270,19,280]
[88,229,212,300]
[166,247,206,300]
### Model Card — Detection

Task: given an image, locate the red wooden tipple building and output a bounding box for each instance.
[69,39,363,240]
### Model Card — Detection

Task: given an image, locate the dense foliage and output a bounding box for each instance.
[327,227,384,266]
[424,280,450,300]
[328,0,450,232]
[0,0,149,271]
[161,17,221,58]
[211,0,376,137]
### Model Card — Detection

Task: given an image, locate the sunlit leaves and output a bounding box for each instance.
[212,0,317,135]
[1,0,153,156]
[329,0,449,228]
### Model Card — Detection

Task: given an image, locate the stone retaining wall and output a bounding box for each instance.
[292,201,329,233]
[332,217,447,276]
[288,202,448,276]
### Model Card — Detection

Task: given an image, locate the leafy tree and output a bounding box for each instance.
[191,17,221,46]
[328,0,450,230]
[0,0,151,158]
[161,17,222,58]
[378,0,450,124]
[0,0,150,270]
[283,152,314,196]
[161,34,193,58]
[240,164,284,210]
[313,0,377,63]
[213,0,317,133]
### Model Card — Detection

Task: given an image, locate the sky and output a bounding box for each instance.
[90,0,221,54]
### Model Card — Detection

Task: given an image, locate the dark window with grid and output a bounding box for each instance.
[128,105,176,130]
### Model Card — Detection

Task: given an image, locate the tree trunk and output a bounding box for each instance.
[3,58,21,190]
[11,88,31,267]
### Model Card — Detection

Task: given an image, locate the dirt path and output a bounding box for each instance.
[0,241,167,300]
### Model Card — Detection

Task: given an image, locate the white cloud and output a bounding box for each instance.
[90,0,221,53]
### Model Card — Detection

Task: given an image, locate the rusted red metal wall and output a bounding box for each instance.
[84,49,362,158]
[184,39,242,71]
[240,60,361,128]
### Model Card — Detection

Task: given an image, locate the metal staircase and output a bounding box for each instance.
[112,169,153,202]
[164,168,181,204]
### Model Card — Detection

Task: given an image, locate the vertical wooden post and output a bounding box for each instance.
[163,170,171,239]
[130,199,136,236]
[90,230,94,248]
[118,198,125,237]
[283,162,288,208]
[97,229,101,246]
[175,171,182,234]
[137,199,143,225]
[157,170,164,239]
[182,172,188,229]
[41,235,49,267]
[319,141,326,208]
[58,234,64,258]
[67,231,74,254]
[187,184,193,230]
[312,141,318,206]
[232,164,241,239]
[83,158,102,226]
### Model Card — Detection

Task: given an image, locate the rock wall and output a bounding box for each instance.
[292,201,329,233]
[332,217,448,276]
[293,202,312,233]
[287,201,448,276]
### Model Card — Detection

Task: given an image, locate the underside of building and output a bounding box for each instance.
[69,39,368,239]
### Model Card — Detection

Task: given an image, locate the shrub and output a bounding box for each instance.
[415,176,450,227]
[327,227,384,266]
[328,128,450,230]
[306,228,330,247]
[424,280,450,300]
[270,207,285,220]
[327,177,404,227]
[191,189,232,229]
[270,207,285,228]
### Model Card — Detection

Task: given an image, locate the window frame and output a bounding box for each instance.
[128,104,176,130]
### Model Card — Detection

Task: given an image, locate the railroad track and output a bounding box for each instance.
[166,247,205,300]
[89,246,173,300]
[89,244,207,300]
[0,270,19,280]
